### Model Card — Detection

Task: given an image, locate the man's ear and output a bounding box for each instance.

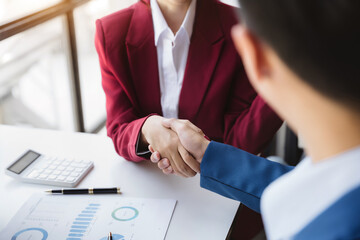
[231,24,270,87]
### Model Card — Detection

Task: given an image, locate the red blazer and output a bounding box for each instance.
[95,0,282,162]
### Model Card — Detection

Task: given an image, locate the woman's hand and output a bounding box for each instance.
[148,145,174,175]
[141,116,200,177]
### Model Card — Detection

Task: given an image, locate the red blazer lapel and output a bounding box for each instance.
[179,0,225,120]
[126,1,162,115]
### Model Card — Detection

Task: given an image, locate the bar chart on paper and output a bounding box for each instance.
[0,193,176,240]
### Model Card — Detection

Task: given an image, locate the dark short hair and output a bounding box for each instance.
[237,0,360,109]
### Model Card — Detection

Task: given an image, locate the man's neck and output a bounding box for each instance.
[156,0,192,34]
[292,97,360,163]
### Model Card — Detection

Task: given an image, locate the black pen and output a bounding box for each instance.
[45,187,121,194]
[108,232,112,240]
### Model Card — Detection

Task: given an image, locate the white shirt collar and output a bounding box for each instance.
[261,146,360,239]
[151,0,197,46]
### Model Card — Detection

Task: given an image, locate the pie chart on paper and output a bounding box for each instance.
[11,228,48,240]
[99,233,125,240]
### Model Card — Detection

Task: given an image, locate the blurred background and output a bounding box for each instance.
[0,0,137,134]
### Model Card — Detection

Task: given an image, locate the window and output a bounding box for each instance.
[0,16,74,130]
[0,0,136,133]
[73,0,136,132]
[0,0,62,24]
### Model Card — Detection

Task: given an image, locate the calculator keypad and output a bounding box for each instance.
[26,156,93,185]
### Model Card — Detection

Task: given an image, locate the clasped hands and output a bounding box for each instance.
[141,116,210,177]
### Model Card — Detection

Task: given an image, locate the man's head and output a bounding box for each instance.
[232,0,360,121]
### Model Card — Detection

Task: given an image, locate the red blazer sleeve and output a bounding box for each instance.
[95,19,151,162]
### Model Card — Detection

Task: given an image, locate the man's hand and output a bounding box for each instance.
[141,116,199,177]
[162,118,210,163]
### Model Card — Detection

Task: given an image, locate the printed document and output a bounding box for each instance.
[0,193,176,240]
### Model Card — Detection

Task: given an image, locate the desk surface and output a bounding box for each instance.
[0,125,239,240]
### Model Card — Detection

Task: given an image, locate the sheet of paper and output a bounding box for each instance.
[0,193,176,240]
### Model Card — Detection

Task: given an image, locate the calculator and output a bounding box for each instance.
[5,150,94,187]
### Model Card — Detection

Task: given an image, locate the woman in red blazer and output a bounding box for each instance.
[95,0,282,176]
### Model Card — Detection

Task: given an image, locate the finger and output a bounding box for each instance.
[156,152,187,177]
[162,118,194,138]
[163,150,187,177]
[179,119,204,135]
[168,159,187,177]
[173,171,186,177]
[163,118,204,136]
[148,145,155,153]
[162,166,173,175]
[171,152,196,177]
[162,118,182,134]
[157,158,170,170]
[150,153,157,163]
[161,118,175,129]
[178,145,200,173]
[164,155,188,178]
[150,151,161,163]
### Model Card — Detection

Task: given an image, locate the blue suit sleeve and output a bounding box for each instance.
[200,141,294,213]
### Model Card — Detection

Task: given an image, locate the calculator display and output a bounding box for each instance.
[7,151,40,174]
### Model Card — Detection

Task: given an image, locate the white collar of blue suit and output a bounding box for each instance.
[261,146,360,240]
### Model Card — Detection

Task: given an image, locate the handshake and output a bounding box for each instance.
[141,116,210,177]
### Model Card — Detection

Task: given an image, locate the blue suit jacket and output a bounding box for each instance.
[200,141,360,239]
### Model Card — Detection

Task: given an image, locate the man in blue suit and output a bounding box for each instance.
[151,0,360,238]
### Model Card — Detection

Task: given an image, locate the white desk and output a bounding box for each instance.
[0,125,239,240]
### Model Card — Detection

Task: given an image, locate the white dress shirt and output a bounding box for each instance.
[261,146,360,240]
[151,0,197,118]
